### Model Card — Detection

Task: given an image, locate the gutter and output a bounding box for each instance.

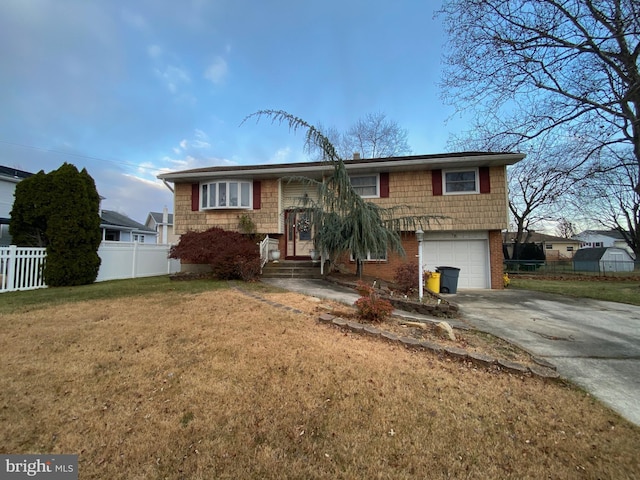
[157,153,526,182]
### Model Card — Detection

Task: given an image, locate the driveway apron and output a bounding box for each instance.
[452,289,640,426]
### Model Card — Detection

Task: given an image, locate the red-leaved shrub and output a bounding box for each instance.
[169,227,261,281]
[394,262,418,295]
[354,280,394,323]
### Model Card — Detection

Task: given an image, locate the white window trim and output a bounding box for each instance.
[350,173,380,198]
[350,250,388,262]
[443,168,479,195]
[201,180,253,210]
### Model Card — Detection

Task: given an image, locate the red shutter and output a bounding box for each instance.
[191,183,199,211]
[253,180,261,209]
[380,172,389,198]
[432,170,443,196]
[479,167,491,193]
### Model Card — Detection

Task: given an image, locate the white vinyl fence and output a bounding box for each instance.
[0,242,180,293]
[96,241,180,282]
[0,245,47,292]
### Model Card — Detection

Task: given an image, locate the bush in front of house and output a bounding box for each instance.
[169,227,261,281]
[354,280,394,323]
[394,262,419,295]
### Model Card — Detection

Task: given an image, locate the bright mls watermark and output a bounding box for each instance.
[1,455,77,479]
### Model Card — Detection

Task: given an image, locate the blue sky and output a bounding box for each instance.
[0,0,471,223]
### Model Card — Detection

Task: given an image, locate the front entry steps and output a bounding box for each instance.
[261,260,322,279]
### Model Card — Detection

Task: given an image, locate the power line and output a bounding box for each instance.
[0,139,161,173]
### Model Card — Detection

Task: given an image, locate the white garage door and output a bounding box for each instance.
[423,239,489,289]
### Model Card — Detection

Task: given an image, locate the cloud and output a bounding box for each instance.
[192,129,211,148]
[155,65,191,93]
[269,147,292,164]
[204,57,228,85]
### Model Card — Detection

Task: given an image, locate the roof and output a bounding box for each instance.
[504,232,580,244]
[100,210,156,233]
[573,247,633,262]
[158,151,525,182]
[147,211,174,225]
[0,165,34,182]
[574,230,627,241]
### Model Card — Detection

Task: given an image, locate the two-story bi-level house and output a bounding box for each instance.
[158,151,524,289]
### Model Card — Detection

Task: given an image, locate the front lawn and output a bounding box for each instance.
[1,278,639,478]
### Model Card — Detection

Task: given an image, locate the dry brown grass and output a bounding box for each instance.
[1,286,639,479]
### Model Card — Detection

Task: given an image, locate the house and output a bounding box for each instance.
[100,209,157,243]
[573,247,636,273]
[0,165,34,246]
[145,208,179,244]
[503,231,581,261]
[573,230,635,258]
[158,151,525,289]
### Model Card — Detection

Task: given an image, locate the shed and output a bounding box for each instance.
[573,247,635,273]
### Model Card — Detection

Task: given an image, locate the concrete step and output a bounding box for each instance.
[262,261,322,279]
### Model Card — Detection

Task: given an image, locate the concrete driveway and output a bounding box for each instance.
[452,289,640,426]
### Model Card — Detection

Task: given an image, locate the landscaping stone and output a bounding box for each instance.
[529,365,561,379]
[332,318,348,327]
[444,346,468,360]
[363,325,381,337]
[318,313,334,324]
[419,340,444,354]
[532,356,557,370]
[467,352,496,367]
[498,359,529,374]
[347,321,365,332]
[381,331,400,343]
[436,321,456,342]
[399,336,421,347]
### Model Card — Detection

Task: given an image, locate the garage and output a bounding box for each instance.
[422,232,490,289]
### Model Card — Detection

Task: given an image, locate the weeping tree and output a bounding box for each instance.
[245,110,443,276]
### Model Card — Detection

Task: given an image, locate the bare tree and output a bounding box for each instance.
[449,128,582,258]
[575,151,639,258]
[309,112,411,160]
[438,0,640,195]
[556,218,578,239]
[343,112,411,158]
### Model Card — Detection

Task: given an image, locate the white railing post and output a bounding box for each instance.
[7,245,17,292]
[259,235,270,271]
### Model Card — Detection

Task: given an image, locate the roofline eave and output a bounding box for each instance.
[157,153,526,182]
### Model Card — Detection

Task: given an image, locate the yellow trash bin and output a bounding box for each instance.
[426,272,441,293]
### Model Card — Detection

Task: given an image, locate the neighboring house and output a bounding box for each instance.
[0,166,34,246]
[573,230,635,258]
[159,152,524,289]
[573,247,635,273]
[145,208,179,244]
[100,209,157,243]
[503,231,581,261]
